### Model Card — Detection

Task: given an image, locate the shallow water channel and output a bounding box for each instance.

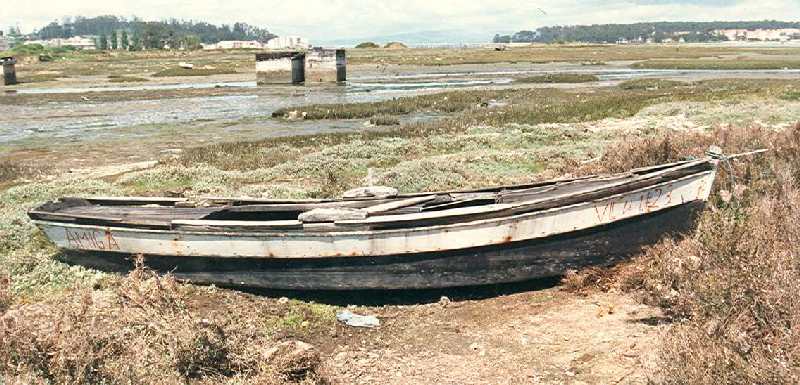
[2,65,798,151]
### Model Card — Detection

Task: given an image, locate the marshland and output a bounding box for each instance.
[2,43,800,384]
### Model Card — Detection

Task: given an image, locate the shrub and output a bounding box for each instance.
[355,42,379,49]
[618,78,690,90]
[384,42,408,49]
[601,125,800,384]
[515,73,599,83]
[0,262,327,384]
[369,115,400,126]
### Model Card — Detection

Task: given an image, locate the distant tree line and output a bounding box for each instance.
[34,15,276,50]
[495,20,800,44]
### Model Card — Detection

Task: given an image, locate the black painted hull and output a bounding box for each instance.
[57,201,705,290]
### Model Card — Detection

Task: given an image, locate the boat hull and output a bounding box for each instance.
[57,201,705,290]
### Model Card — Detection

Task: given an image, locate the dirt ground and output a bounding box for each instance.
[321,286,663,384]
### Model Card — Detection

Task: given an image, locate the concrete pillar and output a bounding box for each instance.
[291,53,306,84]
[2,57,17,86]
[336,49,347,83]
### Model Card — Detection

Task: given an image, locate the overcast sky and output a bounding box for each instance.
[5,0,800,42]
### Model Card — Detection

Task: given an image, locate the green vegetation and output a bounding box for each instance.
[515,73,600,83]
[0,44,77,60]
[618,78,690,90]
[268,300,336,334]
[782,91,800,100]
[369,115,401,126]
[107,75,149,83]
[273,79,796,123]
[504,20,800,43]
[273,89,512,120]
[355,42,380,49]
[152,67,238,77]
[632,59,800,70]
[16,73,65,84]
[34,15,276,49]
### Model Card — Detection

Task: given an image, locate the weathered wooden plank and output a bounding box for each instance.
[172,220,303,232]
[363,196,437,216]
[217,199,394,213]
[82,197,189,206]
[29,210,169,229]
[336,204,515,227]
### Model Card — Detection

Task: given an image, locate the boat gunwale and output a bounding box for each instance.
[31,168,717,239]
[41,159,701,208]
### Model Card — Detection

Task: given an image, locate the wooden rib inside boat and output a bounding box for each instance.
[30,157,718,290]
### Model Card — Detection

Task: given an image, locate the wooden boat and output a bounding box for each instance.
[30,157,720,290]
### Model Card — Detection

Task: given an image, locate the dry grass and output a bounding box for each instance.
[272,89,512,120]
[618,78,691,90]
[152,67,239,77]
[347,45,800,66]
[570,125,800,384]
[631,59,800,70]
[0,274,9,314]
[108,75,149,83]
[0,160,48,185]
[369,115,401,126]
[0,261,328,384]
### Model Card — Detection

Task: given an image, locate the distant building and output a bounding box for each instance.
[27,36,97,50]
[266,36,309,50]
[203,40,265,50]
[715,28,800,42]
[0,31,9,51]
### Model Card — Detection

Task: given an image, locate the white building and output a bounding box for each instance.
[266,36,309,50]
[203,40,265,50]
[715,28,800,42]
[27,36,97,50]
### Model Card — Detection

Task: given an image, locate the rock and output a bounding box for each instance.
[686,255,702,270]
[262,341,320,379]
[285,110,308,120]
[480,99,508,109]
[277,297,290,304]
[336,310,380,328]
[439,296,451,307]
[719,189,732,203]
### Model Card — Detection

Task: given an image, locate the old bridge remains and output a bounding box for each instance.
[256,48,346,85]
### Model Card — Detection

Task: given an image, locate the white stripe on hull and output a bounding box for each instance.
[34,171,716,259]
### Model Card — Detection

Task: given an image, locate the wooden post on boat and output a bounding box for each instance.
[2,57,17,86]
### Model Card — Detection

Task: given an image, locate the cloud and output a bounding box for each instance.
[5,0,800,42]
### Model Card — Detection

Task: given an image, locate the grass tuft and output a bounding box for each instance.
[618,78,690,90]
[152,67,238,77]
[515,73,600,83]
[108,75,149,83]
[369,115,401,126]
